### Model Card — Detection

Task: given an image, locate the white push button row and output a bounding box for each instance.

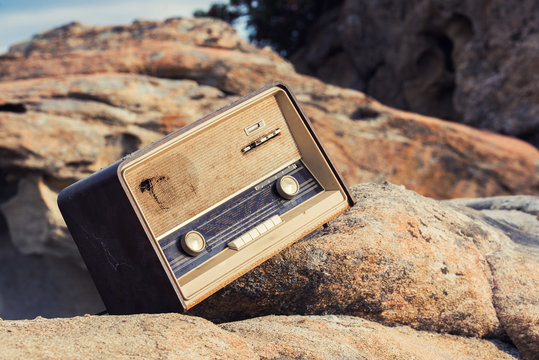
[228,215,282,250]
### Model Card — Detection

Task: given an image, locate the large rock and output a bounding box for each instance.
[0,231,103,320]
[0,313,520,359]
[487,248,539,360]
[291,0,539,146]
[190,184,502,335]
[190,183,539,357]
[0,19,298,95]
[0,74,228,179]
[0,314,256,359]
[223,315,520,360]
[1,175,75,261]
[445,196,539,246]
[300,98,539,200]
[445,196,539,360]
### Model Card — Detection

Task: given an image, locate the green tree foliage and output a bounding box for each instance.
[194,0,343,57]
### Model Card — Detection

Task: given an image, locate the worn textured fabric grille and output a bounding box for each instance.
[122,95,301,238]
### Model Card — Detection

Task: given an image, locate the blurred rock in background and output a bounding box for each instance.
[290,0,539,146]
[0,15,537,360]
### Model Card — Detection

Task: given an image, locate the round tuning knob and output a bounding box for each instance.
[276,175,300,200]
[180,231,206,257]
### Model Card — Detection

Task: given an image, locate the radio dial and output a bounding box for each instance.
[180,231,206,256]
[276,175,300,200]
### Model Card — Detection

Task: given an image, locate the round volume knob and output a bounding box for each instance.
[180,231,206,257]
[276,175,300,200]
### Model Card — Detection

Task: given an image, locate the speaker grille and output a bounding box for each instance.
[122,94,301,238]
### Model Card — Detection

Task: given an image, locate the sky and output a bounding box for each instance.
[0,0,220,54]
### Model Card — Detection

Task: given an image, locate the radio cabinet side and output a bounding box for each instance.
[57,161,183,314]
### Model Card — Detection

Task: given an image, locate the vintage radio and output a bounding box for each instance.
[58,82,355,314]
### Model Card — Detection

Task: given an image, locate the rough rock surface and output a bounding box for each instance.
[223,315,520,360]
[487,247,539,360]
[446,196,539,247]
[0,314,256,360]
[0,313,520,360]
[0,230,103,320]
[291,0,539,146]
[190,183,539,358]
[445,197,539,360]
[1,176,74,260]
[0,19,295,95]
